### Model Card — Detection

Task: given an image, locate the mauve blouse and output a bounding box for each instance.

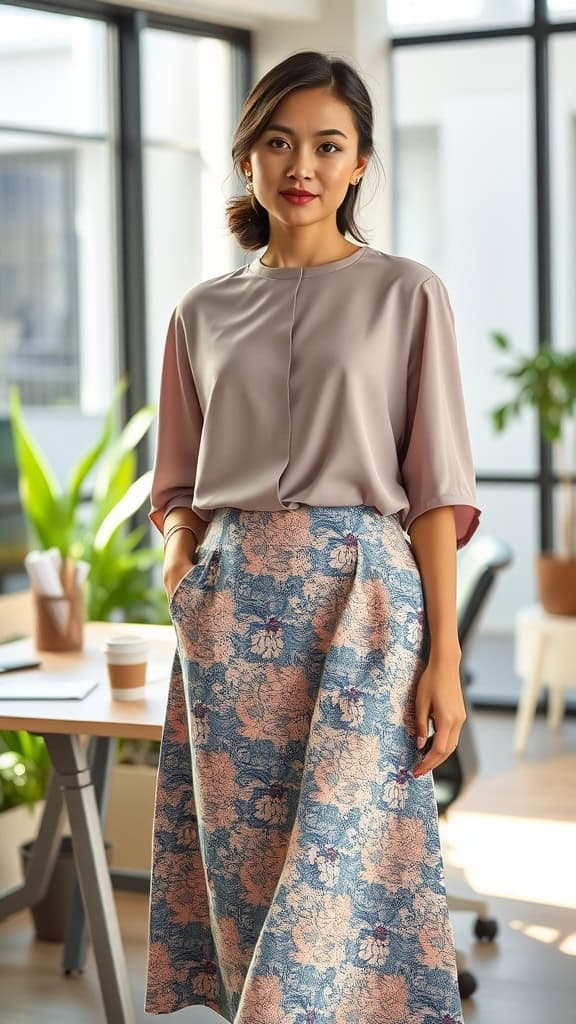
[148,244,481,549]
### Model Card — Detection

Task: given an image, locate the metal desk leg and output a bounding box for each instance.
[0,766,65,920]
[44,733,135,1024]
[62,736,116,974]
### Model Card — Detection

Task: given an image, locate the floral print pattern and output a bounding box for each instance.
[145,505,463,1023]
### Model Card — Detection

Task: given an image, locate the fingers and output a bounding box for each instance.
[412,723,460,778]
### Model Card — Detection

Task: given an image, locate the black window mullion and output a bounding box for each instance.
[115,8,148,518]
[534,0,554,553]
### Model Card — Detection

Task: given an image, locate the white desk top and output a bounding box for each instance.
[516,603,576,630]
[0,622,176,739]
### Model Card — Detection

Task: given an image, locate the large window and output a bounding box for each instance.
[0,2,248,589]
[385,0,533,34]
[141,28,237,405]
[388,1,576,639]
[393,37,536,478]
[0,6,116,418]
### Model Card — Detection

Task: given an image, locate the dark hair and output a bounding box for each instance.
[225,50,383,252]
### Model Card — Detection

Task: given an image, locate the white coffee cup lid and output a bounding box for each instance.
[103,634,148,654]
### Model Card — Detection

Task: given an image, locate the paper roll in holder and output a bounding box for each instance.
[32,558,85,653]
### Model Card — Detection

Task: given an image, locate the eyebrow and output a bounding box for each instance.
[264,122,348,140]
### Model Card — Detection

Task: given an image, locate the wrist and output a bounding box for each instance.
[163,527,198,559]
[428,643,461,666]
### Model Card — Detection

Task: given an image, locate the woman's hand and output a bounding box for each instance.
[162,525,198,604]
[412,652,466,778]
[163,556,195,604]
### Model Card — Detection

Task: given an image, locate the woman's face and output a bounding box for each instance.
[244,87,367,228]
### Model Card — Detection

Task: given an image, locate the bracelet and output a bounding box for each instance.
[163,524,198,551]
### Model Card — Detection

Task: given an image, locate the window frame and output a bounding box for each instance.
[0,0,251,540]
[389,0,576,553]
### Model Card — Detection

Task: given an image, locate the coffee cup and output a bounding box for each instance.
[104,634,149,701]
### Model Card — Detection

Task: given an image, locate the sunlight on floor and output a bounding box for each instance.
[558,931,576,955]
[509,920,576,956]
[510,920,559,942]
[440,810,576,909]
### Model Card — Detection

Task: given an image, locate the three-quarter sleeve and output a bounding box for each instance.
[398,273,481,549]
[148,307,206,537]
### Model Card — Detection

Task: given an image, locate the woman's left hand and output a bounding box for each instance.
[412,655,466,778]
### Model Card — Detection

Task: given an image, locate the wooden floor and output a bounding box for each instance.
[1,706,575,1023]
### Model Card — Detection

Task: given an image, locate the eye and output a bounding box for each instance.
[267,138,341,153]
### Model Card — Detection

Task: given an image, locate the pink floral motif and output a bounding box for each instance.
[174,586,250,668]
[412,889,459,972]
[336,966,409,1024]
[330,578,393,657]
[215,916,250,992]
[194,749,241,832]
[360,812,433,891]
[192,962,219,1001]
[236,973,285,1023]
[311,726,384,811]
[237,824,290,908]
[234,662,314,745]
[289,886,352,969]
[241,511,315,581]
[156,851,211,927]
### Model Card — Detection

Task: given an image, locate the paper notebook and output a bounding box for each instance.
[0,679,100,701]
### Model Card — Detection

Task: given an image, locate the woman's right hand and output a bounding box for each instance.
[162,524,199,604]
[163,556,195,605]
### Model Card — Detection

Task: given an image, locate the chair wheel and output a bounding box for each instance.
[458,969,477,999]
[473,915,498,941]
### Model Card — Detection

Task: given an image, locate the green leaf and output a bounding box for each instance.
[92,405,155,507]
[8,388,63,550]
[64,377,129,523]
[489,331,511,350]
[93,472,154,550]
[491,404,511,431]
[90,451,136,530]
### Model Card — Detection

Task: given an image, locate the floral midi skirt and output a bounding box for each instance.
[145,505,463,1023]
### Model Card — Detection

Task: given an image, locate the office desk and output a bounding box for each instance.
[0,621,175,1024]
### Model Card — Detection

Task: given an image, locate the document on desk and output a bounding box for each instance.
[0,679,100,700]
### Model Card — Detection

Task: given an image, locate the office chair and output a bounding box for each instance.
[432,535,514,998]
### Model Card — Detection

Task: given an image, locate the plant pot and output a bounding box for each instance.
[536,554,576,615]
[20,835,112,942]
[106,763,157,872]
[0,803,45,892]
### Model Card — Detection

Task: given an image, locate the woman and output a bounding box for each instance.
[145,49,480,1024]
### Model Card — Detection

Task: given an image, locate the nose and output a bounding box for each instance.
[286,146,315,181]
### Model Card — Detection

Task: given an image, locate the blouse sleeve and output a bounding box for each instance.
[148,307,207,538]
[398,273,481,549]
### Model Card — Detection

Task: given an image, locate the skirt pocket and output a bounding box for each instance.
[168,547,221,618]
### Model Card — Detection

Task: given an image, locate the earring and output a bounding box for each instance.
[245,169,253,194]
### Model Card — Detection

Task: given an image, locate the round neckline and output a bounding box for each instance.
[248,245,369,278]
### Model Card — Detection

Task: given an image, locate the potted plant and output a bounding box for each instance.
[2,381,170,931]
[489,332,576,614]
[0,730,50,901]
[8,377,169,624]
